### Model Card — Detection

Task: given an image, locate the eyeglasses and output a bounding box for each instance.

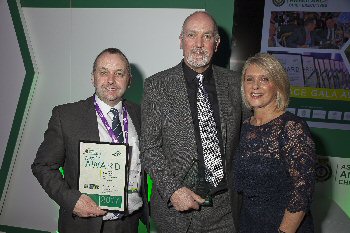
[244,76,271,86]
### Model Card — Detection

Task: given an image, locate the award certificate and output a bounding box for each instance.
[79,141,128,212]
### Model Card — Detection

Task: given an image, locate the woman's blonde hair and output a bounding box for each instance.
[241,53,290,111]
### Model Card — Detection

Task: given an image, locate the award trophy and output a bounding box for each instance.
[182,160,213,207]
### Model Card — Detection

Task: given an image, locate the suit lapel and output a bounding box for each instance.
[124,101,141,137]
[213,66,228,154]
[82,96,100,142]
[167,64,198,162]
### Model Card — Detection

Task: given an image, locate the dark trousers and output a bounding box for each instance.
[101,211,141,233]
[187,191,236,233]
[151,190,236,233]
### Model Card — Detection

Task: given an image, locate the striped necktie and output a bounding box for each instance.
[196,74,224,187]
[109,108,124,143]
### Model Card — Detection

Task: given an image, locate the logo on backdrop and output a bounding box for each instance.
[273,0,285,7]
[315,156,332,182]
[335,162,350,186]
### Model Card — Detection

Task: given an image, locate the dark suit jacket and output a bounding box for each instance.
[318,26,340,49]
[140,63,247,232]
[286,26,320,48]
[32,96,149,233]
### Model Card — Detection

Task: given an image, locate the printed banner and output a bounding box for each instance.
[261,0,350,130]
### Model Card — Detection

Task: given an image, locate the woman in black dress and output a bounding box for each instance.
[235,53,316,233]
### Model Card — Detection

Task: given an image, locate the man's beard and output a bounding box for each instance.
[186,48,210,68]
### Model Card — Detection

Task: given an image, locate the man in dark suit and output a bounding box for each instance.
[32,48,148,233]
[141,11,247,233]
[319,16,340,49]
[286,18,321,48]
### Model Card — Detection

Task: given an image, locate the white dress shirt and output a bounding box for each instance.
[95,95,142,219]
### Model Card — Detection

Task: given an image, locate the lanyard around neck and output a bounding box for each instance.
[94,96,129,143]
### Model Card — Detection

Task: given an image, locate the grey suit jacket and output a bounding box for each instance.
[140,62,245,232]
[32,96,148,233]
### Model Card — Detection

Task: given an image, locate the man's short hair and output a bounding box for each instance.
[92,48,131,77]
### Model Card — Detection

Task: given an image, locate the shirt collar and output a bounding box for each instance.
[95,95,123,117]
[182,60,213,83]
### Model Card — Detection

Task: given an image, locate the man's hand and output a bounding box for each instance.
[170,187,205,212]
[73,194,107,217]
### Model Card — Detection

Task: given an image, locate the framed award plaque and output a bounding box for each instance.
[79,141,128,212]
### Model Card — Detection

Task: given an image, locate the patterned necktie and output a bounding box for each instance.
[110,108,124,143]
[196,74,224,187]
